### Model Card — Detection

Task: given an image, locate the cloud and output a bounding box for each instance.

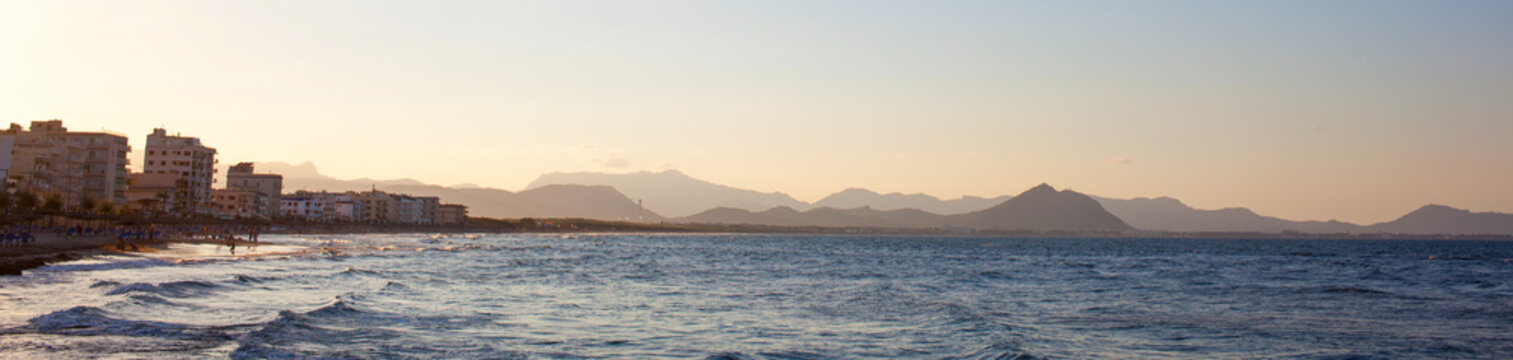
[1108,157,1134,165]
[594,157,630,168]
[577,144,630,168]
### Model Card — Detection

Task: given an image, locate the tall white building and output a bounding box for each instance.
[142,128,217,215]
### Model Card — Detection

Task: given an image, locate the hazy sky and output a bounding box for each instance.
[3,1,1511,224]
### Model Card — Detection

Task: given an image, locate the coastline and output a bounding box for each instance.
[7,223,1509,276]
[0,234,235,276]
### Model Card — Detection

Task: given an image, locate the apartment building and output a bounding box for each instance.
[437,204,468,225]
[285,190,453,225]
[282,190,364,222]
[211,189,259,219]
[4,120,130,208]
[124,172,183,214]
[143,128,217,214]
[225,162,283,219]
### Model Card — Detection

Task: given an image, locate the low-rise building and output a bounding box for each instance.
[125,172,182,215]
[282,190,456,225]
[212,189,259,219]
[332,196,363,222]
[353,191,396,223]
[419,197,440,224]
[225,162,282,219]
[281,194,327,220]
[438,204,468,225]
[282,190,364,222]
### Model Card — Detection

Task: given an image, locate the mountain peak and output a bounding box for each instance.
[1372,204,1513,235]
[959,183,1131,232]
[1410,204,1466,215]
[836,188,880,195]
[1017,183,1060,197]
[253,161,329,179]
[524,169,809,217]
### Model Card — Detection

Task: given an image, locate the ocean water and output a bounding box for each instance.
[1,234,1511,359]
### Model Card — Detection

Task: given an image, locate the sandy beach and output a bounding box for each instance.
[0,234,258,275]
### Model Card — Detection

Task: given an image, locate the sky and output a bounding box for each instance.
[3,1,1511,224]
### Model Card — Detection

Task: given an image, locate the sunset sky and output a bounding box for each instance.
[3,1,1510,224]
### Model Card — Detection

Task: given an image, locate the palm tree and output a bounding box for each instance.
[81,197,98,214]
[14,191,39,213]
[42,193,64,212]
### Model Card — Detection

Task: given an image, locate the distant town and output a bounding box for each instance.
[0,119,468,226]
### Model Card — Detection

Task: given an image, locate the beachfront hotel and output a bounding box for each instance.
[142,128,217,215]
[0,120,131,208]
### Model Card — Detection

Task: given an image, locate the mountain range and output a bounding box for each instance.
[525,170,1013,216]
[254,162,1512,235]
[1090,196,1365,234]
[524,170,807,217]
[258,162,660,221]
[813,188,1014,215]
[676,183,1130,232]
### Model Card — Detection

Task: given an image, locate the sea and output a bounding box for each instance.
[1,233,1510,359]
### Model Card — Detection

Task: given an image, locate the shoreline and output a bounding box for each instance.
[5,228,1509,276]
[0,234,235,276]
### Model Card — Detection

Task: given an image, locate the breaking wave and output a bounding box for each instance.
[0,234,1510,358]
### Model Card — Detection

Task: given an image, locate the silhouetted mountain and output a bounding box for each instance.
[253,161,326,180]
[381,184,662,221]
[255,162,661,221]
[675,206,948,228]
[525,170,809,217]
[951,184,1131,232]
[813,188,1012,215]
[678,183,1126,232]
[257,162,426,192]
[1367,205,1513,235]
[256,161,1508,235]
[1091,196,1365,233]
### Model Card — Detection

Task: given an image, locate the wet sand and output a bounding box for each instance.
[0,235,246,275]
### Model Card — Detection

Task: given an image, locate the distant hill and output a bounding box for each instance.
[1367,205,1513,235]
[952,184,1131,232]
[525,170,809,217]
[255,162,661,221]
[526,170,1017,217]
[676,206,949,228]
[256,162,1510,235]
[382,184,662,221]
[1092,196,1364,233]
[813,188,1012,215]
[677,183,1129,232]
[250,161,324,180]
[256,161,427,192]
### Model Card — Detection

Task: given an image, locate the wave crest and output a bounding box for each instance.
[103,280,222,297]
